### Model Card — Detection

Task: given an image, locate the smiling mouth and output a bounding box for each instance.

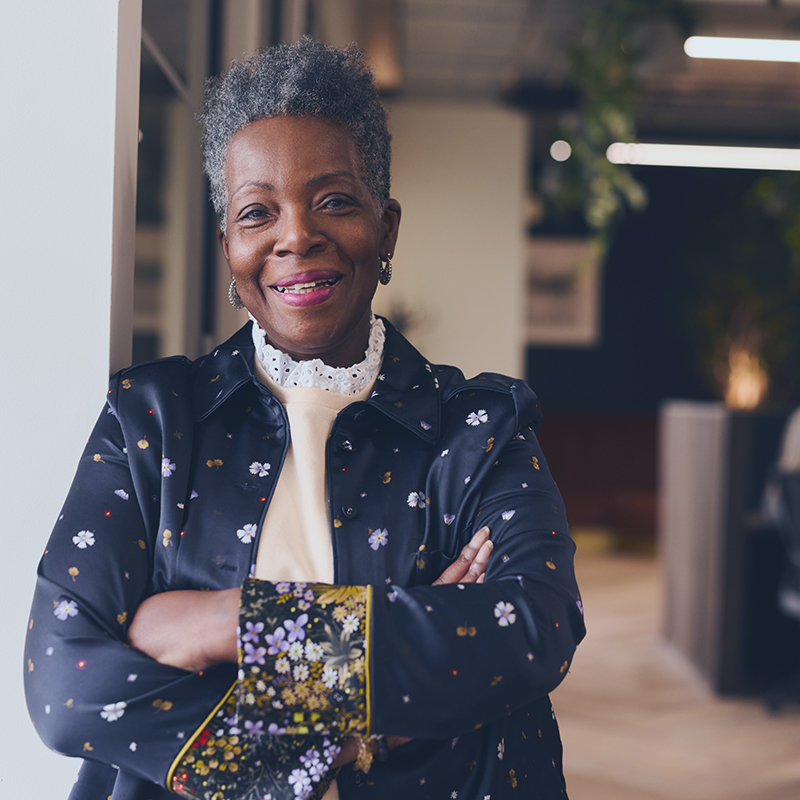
[273,277,341,294]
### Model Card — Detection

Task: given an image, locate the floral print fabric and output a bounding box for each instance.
[236,580,370,739]
[171,688,339,800]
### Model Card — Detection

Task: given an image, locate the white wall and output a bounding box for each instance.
[0,1,141,796]
[374,100,528,380]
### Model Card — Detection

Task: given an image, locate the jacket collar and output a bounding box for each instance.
[191,319,441,442]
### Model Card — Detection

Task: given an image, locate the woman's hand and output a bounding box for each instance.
[333,526,493,768]
[432,525,493,585]
[127,586,241,672]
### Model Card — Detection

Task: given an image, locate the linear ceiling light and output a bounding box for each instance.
[607,142,800,171]
[684,35,800,63]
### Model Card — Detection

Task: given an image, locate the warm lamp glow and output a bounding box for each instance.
[607,142,800,172]
[725,346,768,410]
[685,35,800,63]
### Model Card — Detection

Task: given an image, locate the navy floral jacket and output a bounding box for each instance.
[25,319,585,800]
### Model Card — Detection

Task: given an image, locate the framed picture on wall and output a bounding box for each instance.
[526,236,602,346]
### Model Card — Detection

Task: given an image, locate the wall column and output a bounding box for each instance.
[0,1,141,793]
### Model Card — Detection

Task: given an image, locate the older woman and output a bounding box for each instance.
[25,39,584,800]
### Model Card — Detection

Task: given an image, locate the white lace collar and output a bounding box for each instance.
[249,313,384,396]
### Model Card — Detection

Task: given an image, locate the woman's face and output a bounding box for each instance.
[221,115,401,367]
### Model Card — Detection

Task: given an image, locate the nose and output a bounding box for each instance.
[273,205,327,257]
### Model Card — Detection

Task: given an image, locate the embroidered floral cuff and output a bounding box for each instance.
[170,687,340,800]
[236,580,372,739]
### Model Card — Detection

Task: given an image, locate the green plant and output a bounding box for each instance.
[534,0,697,247]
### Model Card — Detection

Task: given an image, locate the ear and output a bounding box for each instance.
[380,199,401,258]
[218,226,230,261]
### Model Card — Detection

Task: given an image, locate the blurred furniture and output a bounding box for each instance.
[537,412,657,544]
[761,407,800,710]
[659,400,799,694]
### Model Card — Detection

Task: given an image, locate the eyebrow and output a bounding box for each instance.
[306,170,357,188]
[232,180,274,196]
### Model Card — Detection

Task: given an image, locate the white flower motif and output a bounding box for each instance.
[161,457,176,477]
[322,667,339,688]
[451,792,458,799]
[466,409,489,426]
[44,704,51,714]
[45,647,54,656]
[407,491,426,509]
[288,641,304,661]
[129,742,137,752]
[494,601,516,627]
[305,641,323,662]
[249,461,271,477]
[72,530,95,549]
[127,673,137,682]
[497,738,505,760]
[342,614,359,635]
[100,701,127,722]
[464,476,471,485]
[501,510,516,521]
[576,598,584,615]
[443,514,455,525]
[293,664,310,681]
[54,600,78,620]
[441,449,449,457]
[275,657,290,674]
[237,523,257,543]
[114,489,129,500]
[369,528,388,550]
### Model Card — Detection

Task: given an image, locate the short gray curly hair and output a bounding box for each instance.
[201,37,391,228]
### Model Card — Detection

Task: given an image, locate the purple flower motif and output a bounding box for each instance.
[369,528,388,550]
[285,614,308,643]
[265,627,288,655]
[243,642,267,665]
[244,719,264,735]
[241,621,264,644]
[288,768,312,798]
[300,748,321,768]
[267,722,286,735]
[276,582,291,594]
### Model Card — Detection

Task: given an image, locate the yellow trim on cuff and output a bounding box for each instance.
[364,584,373,736]
[165,680,237,793]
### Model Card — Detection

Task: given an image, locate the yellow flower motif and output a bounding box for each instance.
[315,585,366,607]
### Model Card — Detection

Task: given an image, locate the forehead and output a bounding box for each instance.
[224,115,365,190]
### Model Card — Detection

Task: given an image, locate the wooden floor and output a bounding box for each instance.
[552,550,800,800]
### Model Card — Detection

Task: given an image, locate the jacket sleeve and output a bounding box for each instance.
[369,420,585,738]
[232,410,585,743]
[24,398,237,788]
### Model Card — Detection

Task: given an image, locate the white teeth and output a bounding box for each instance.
[275,278,337,294]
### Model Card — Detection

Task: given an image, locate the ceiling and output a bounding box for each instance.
[141,0,800,146]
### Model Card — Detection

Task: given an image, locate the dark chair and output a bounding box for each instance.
[762,465,800,711]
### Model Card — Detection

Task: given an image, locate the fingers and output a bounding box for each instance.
[466,538,493,583]
[432,526,492,585]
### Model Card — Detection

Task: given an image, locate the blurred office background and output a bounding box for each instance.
[4,0,800,797]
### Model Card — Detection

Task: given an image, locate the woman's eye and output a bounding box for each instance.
[238,207,269,223]
[321,196,355,211]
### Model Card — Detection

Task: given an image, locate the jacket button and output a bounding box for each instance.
[343,507,357,519]
[339,439,354,451]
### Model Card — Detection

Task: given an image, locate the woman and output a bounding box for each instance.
[25,39,584,800]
